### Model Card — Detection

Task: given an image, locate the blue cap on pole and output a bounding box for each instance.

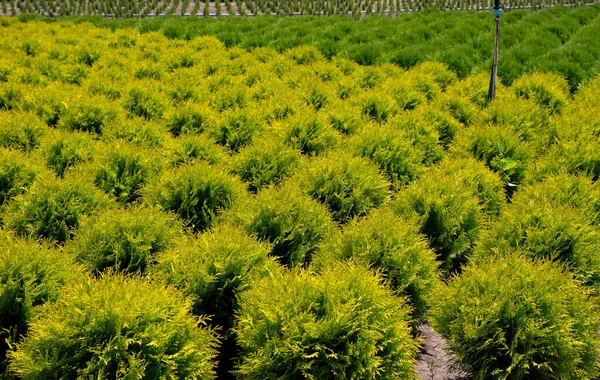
[494,8,502,16]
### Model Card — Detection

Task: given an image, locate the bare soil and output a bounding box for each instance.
[415,323,470,380]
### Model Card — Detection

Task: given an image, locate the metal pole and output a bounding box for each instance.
[487,0,501,102]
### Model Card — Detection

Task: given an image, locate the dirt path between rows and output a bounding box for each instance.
[415,323,470,380]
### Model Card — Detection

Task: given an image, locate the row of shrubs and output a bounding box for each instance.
[1,19,600,379]
[43,4,600,90]
[2,171,600,378]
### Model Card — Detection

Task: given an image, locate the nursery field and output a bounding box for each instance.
[32,4,600,92]
[1,12,600,379]
[2,0,598,18]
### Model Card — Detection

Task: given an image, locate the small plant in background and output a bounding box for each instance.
[431,254,599,379]
[298,151,390,224]
[313,208,439,322]
[146,161,244,233]
[7,275,219,379]
[226,183,334,268]
[70,206,181,276]
[235,263,419,379]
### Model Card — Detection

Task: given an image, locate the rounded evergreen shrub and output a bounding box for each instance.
[435,94,478,127]
[94,143,161,204]
[457,124,530,186]
[422,107,462,150]
[358,91,396,124]
[210,110,263,152]
[166,102,215,136]
[325,102,364,135]
[513,72,569,115]
[168,134,226,167]
[476,199,600,291]
[226,183,334,268]
[8,275,219,379]
[388,115,444,166]
[70,207,181,276]
[539,136,600,182]
[58,98,118,135]
[431,254,599,379]
[298,152,390,223]
[45,132,95,178]
[0,232,80,366]
[0,111,46,152]
[5,178,111,244]
[146,162,244,233]
[314,208,438,322]
[511,173,600,224]
[232,139,300,193]
[283,112,339,156]
[431,157,506,217]
[102,118,168,148]
[481,97,550,143]
[286,45,324,65]
[152,225,276,329]
[123,87,165,120]
[351,124,425,190]
[0,148,38,206]
[392,163,491,275]
[235,263,418,379]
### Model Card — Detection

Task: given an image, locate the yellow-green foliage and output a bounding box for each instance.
[432,255,599,379]
[5,177,112,244]
[513,72,570,115]
[313,208,439,322]
[152,225,279,329]
[0,112,47,152]
[224,183,335,268]
[0,148,39,206]
[0,19,599,378]
[8,275,219,379]
[69,206,182,276]
[145,162,244,233]
[235,263,419,379]
[0,231,81,365]
[298,151,390,223]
